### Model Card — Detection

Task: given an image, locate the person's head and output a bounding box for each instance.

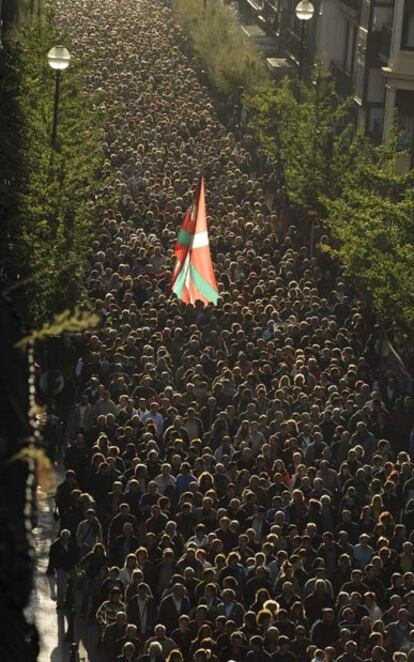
[137,582,150,599]
[178,615,190,631]
[109,587,122,603]
[115,611,127,627]
[109,566,120,580]
[221,588,235,604]
[322,608,335,624]
[125,623,137,640]
[250,635,264,652]
[149,641,163,657]
[398,608,409,625]
[393,653,408,662]
[125,553,137,570]
[65,470,77,486]
[154,624,166,640]
[344,639,358,655]
[194,649,210,662]
[59,529,71,544]
[166,650,184,662]
[278,635,290,652]
[230,631,244,648]
[122,642,136,659]
[172,583,185,599]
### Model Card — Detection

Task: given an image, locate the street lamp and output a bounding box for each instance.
[47,46,71,149]
[295,0,314,82]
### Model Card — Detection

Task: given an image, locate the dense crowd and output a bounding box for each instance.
[46,1,414,661]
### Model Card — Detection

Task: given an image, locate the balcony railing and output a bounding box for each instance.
[330,61,353,98]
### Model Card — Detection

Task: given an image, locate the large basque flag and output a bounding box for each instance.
[171,177,218,305]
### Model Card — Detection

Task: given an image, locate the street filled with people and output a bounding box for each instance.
[46,0,414,661]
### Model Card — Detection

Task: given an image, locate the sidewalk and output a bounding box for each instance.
[27,471,98,661]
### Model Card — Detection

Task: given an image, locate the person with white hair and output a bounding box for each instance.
[145,624,176,658]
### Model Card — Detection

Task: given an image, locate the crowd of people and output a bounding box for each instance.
[46,0,414,661]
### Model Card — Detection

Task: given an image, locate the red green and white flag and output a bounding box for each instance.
[171,177,218,305]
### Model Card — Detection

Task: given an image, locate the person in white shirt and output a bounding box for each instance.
[154,463,176,495]
[119,553,138,587]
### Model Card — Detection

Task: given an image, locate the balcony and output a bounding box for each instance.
[330,61,353,98]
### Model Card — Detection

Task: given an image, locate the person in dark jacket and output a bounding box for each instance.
[111,522,139,566]
[245,635,273,662]
[310,608,340,649]
[55,470,78,524]
[127,583,158,642]
[171,615,192,661]
[216,588,245,628]
[158,583,191,635]
[304,580,334,625]
[103,611,128,662]
[46,529,78,608]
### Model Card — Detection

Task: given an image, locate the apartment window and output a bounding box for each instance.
[372,6,393,31]
[396,90,414,153]
[342,21,350,66]
[354,27,368,104]
[344,24,357,73]
[402,0,414,49]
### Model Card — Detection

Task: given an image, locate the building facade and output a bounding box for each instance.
[239,0,414,164]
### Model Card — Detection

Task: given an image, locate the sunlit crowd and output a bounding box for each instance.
[47,1,414,661]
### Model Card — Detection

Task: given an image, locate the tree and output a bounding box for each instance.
[173,0,268,97]
[245,64,352,215]
[245,62,414,344]
[0,11,108,328]
[324,135,414,339]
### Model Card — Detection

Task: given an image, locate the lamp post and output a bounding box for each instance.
[295,0,314,82]
[47,46,71,149]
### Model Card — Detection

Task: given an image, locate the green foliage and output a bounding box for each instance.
[324,136,414,336]
[173,0,269,96]
[245,64,352,213]
[0,10,108,328]
[246,63,414,340]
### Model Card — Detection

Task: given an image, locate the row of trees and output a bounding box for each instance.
[246,71,414,343]
[172,1,414,349]
[0,10,108,329]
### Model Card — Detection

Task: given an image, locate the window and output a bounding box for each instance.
[354,27,368,104]
[372,6,393,32]
[396,90,414,153]
[402,0,414,49]
[344,23,357,73]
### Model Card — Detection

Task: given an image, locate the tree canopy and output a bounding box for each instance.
[0,10,108,328]
[246,67,414,345]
